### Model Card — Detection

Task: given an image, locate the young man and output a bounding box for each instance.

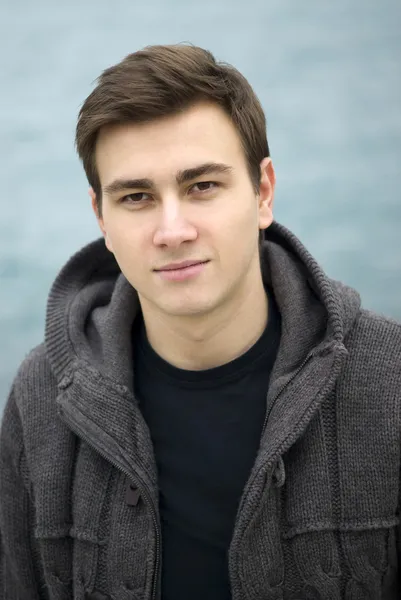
[1,44,400,600]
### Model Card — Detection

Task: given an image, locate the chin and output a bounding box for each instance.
[160,298,216,318]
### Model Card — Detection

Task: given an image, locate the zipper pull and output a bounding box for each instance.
[272,456,286,488]
[126,480,141,506]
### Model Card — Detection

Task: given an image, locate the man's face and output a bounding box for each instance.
[93,101,274,321]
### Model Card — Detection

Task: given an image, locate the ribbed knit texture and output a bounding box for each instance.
[1,221,401,599]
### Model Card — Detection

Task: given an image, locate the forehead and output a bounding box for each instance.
[95,102,246,183]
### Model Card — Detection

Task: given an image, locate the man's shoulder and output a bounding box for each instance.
[358,307,401,331]
[341,307,401,394]
[350,307,401,351]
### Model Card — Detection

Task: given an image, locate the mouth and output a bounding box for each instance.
[154,260,210,281]
[155,260,209,272]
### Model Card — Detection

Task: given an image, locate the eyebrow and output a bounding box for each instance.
[103,162,233,196]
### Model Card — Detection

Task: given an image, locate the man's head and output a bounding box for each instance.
[75,44,275,323]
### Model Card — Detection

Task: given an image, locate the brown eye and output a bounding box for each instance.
[120,192,150,204]
[191,182,218,193]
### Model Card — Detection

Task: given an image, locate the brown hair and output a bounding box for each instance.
[75,43,270,217]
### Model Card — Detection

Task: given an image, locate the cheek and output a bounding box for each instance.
[214,195,258,241]
[105,218,149,267]
[208,218,257,270]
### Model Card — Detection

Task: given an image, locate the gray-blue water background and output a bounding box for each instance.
[1,0,400,406]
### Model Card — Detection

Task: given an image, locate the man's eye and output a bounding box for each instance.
[120,192,150,204]
[191,181,218,193]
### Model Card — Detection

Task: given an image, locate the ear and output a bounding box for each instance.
[89,187,113,252]
[258,157,275,232]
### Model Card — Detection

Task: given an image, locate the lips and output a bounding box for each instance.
[154,260,209,282]
[156,260,208,272]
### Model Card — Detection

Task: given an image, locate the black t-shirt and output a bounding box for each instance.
[132,291,281,600]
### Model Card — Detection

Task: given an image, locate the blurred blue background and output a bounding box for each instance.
[1,0,400,404]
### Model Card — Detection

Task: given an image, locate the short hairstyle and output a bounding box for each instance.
[75,44,270,217]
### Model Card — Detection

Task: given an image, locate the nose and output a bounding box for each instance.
[152,201,198,248]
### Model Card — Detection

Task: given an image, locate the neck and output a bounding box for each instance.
[141,272,269,371]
